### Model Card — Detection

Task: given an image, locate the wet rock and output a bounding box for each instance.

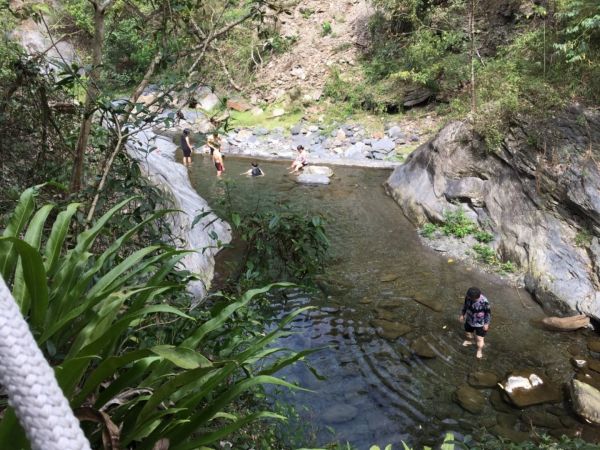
[570,379,600,425]
[412,294,443,312]
[499,371,562,408]
[380,274,400,282]
[588,359,600,374]
[468,371,499,388]
[410,336,436,358]
[521,410,563,429]
[296,173,330,185]
[370,319,411,340]
[541,314,590,331]
[575,369,600,391]
[454,384,486,414]
[490,390,519,413]
[322,404,358,423]
[496,412,518,428]
[571,355,588,369]
[588,338,600,353]
[359,297,373,304]
[303,166,333,177]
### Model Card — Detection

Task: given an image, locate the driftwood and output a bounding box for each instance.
[540,314,590,331]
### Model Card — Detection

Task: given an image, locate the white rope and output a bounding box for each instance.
[0,276,91,450]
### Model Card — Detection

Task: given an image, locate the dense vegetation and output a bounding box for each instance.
[324,0,599,148]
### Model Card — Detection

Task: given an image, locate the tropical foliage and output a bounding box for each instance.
[0,186,316,449]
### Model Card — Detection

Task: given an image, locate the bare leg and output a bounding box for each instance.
[462,332,474,346]
[476,336,485,358]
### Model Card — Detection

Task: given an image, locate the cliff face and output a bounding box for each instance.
[386,105,600,318]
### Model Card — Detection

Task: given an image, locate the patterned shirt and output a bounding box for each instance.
[461,295,491,328]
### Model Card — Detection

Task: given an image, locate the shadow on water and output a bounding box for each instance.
[184,152,592,448]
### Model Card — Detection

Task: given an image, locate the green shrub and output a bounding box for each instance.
[575,229,593,248]
[473,243,497,264]
[442,208,477,238]
[420,223,438,238]
[322,21,332,36]
[499,261,516,273]
[474,230,494,243]
[0,187,312,449]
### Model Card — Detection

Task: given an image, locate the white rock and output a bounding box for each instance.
[199,93,220,111]
[272,108,286,117]
[303,166,333,177]
[297,173,331,185]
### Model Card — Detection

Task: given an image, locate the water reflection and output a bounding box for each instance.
[186,153,587,448]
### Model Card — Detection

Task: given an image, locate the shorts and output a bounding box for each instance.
[183,148,192,157]
[215,162,224,172]
[464,323,487,337]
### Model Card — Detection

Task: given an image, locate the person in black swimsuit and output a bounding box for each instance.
[181,129,193,165]
[241,162,265,177]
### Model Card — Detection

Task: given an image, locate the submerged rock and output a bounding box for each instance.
[454,384,486,414]
[370,319,411,340]
[410,336,436,358]
[498,371,562,408]
[570,379,600,425]
[303,165,334,177]
[541,314,590,331]
[521,410,563,429]
[468,371,499,388]
[322,404,358,423]
[588,338,600,353]
[379,274,400,282]
[412,294,443,312]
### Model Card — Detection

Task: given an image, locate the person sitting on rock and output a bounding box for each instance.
[241,162,264,177]
[459,286,491,359]
[289,145,308,173]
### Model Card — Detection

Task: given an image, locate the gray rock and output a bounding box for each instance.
[345,143,367,159]
[291,124,302,135]
[304,166,333,177]
[411,134,420,142]
[388,126,404,139]
[253,127,269,136]
[296,174,330,185]
[199,92,220,111]
[454,384,486,414]
[372,138,396,153]
[385,109,600,319]
[570,379,600,425]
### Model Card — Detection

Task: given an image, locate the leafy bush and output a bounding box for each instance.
[442,208,477,238]
[0,187,313,449]
[474,231,494,243]
[322,21,333,36]
[420,223,438,238]
[473,243,497,264]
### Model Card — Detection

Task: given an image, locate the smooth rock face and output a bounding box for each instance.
[454,385,486,414]
[296,173,330,185]
[128,130,231,300]
[571,379,600,425]
[385,106,600,319]
[499,371,562,407]
[303,166,334,177]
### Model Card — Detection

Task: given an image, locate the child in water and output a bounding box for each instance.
[459,286,491,359]
[241,162,265,177]
[181,129,194,165]
[289,145,308,173]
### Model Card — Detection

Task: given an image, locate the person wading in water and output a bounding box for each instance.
[459,286,491,359]
[181,129,194,165]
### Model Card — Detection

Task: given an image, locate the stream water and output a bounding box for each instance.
[184,153,591,448]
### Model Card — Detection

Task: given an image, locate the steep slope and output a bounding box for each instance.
[252,0,372,102]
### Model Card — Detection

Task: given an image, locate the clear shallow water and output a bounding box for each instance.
[184,153,589,448]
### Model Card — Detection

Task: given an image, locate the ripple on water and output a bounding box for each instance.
[187,156,587,448]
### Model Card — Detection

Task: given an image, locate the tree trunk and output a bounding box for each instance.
[470,0,476,116]
[70,2,111,193]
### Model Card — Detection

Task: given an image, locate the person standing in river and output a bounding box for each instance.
[181,129,193,166]
[459,287,491,359]
[212,145,225,176]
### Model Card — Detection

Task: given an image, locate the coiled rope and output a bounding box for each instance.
[0,276,90,450]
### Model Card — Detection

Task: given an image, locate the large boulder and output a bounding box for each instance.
[454,385,486,414]
[385,105,600,319]
[296,174,330,185]
[303,166,334,177]
[570,379,600,425]
[199,92,220,111]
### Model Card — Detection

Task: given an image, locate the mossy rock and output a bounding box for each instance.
[468,371,499,388]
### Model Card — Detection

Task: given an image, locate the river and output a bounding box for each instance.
[185,153,590,448]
